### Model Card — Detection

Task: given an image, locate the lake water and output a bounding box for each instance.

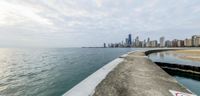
[0,48,139,96]
[148,51,200,66]
[1,48,199,96]
[148,51,200,95]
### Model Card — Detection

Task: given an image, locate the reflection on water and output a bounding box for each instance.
[148,51,200,96]
[149,51,200,66]
[164,69,200,95]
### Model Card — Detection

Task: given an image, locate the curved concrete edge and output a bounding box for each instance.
[62,53,127,96]
[144,49,196,94]
[63,49,196,96]
[93,49,197,96]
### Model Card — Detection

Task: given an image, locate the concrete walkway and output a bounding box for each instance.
[93,51,193,96]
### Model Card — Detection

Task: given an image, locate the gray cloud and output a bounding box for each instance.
[0,0,200,47]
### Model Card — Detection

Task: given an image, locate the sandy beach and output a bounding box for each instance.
[172,50,200,62]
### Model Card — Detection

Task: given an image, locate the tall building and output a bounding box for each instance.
[146,37,150,47]
[149,40,158,47]
[165,40,172,47]
[142,40,146,47]
[172,39,178,47]
[160,37,165,47]
[192,35,200,47]
[196,37,200,47]
[147,37,150,42]
[128,34,132,46]
[135,36,140,47]
[184,38,192,47]
[177,40,184,47]
[125,38,128,47]
[103,43,106,48]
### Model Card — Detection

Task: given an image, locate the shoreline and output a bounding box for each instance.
[62,52,131,96]
[63,49,197,96]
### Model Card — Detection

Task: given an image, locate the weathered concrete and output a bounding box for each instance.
[63,57,124,96]
[93,51,193,96]
[155,62,200,75]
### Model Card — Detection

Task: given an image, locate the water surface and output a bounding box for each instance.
[0,48,138,96]
[149,51,200,66]
[148,51,200,95]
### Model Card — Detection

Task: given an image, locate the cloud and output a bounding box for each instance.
[0,0,200,47]
[95,0,103,7]
[0,0,52,26]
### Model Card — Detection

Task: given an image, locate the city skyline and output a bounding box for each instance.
[106,34,200,48]
[0,0,200,47]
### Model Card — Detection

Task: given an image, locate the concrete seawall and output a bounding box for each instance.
[93,50,195,96]
[155,62,200,75]
[63,49,196,96]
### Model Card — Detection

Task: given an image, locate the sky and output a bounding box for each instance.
[0,0,200,47]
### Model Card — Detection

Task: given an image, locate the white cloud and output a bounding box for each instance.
[0,0,52,26]
[0,0,200,47]
[96,0,103,7]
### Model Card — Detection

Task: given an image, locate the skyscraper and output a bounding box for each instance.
[103,43,106,48]
[135,36,139,47]
[192,35,200,47]
[160,37,165,47]
[146,37,150,47]
[128,34,132,47]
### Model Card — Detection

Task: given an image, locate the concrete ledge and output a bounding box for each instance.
[63,55,125,96]
[63,49,196,96]
[93,50,195,96]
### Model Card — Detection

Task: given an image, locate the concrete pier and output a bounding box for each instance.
[93,50,194,96]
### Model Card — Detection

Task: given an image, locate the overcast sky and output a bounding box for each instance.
[0,0,200,47]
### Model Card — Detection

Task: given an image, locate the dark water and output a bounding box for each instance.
[0,48,139,96]
[148,52,200,95]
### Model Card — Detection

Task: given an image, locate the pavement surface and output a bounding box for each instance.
[93,51,192,96]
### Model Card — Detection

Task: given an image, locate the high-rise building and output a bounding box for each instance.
[128,34,132,47]
[135,36,140,47]
[103,43,106,48]
[196,37,200,47]
[146,37,150,47]
[160,37,165,47]
[172,39,178,47]
[142,40,146,47]
[149,40,157,47]
[147,37,150,42]
[125,38,128,47]
[165,40,172,47]
[184,38,192,47]
[192,35,200,47]
[177,40,184,47]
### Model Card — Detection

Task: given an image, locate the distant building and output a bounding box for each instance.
[149,40,158,47]
[197,37,200,47]
[125,38,128,47]
[165,40,172,47]
[146,37,150,47]
[128,34,132,47]
[172,39,178,47]
[103,43,106,48]
[160,37,165,47]
[184,39,192,47]
[135,36,140,47]
[142,40,146,48]
[192,35,200,47]
[177,40,184,47]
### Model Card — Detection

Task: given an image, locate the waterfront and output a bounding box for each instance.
[0,48,199,96]
[148,50,200,66]
[148,50,200,95]
[0,48,137,96]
